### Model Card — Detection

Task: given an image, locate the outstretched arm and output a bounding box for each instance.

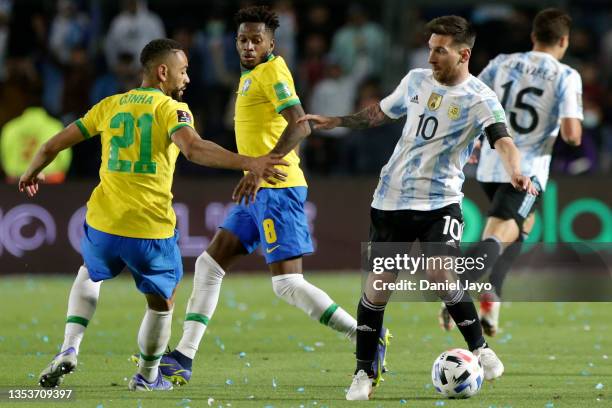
[297,103,395,131]
[171,126,288,183]
[19,123,84,197]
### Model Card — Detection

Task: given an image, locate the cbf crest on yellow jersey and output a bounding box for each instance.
[235,55,306,188]
[74,88,195,239]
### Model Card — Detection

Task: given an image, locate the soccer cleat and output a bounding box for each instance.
[438,303,456,331]
[346,369,373,401]
[372,327,391,386]
[130,352,192,385]
[474,347,504,380]
[158,353,192,385]
[38,347,77,388]
[128,369,174,391]
[479,292,501,337]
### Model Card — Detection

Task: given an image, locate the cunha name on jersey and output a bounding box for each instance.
[119,94,154,105]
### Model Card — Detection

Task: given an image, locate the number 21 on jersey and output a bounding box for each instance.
[108,112,157,174]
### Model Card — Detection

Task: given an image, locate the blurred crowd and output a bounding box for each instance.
[0,0,611,182]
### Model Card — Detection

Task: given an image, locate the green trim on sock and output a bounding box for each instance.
[140,353,163,361]
[185,313,209,325]
[319,303,339,325]
[66,315,89,327]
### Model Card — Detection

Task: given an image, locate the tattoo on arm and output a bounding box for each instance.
[339,104,394,129]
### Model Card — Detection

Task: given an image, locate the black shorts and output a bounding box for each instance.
[369,203,464,257]
[480,181,540,231]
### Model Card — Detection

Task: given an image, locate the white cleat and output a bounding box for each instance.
[474,347,504,380]
[479,292,501,337]
[346,370,373,401]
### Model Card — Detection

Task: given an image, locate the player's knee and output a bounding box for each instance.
[145,294,174,312]
[425,267,450,283]
[195,252,226,285]
[271,274,303,304]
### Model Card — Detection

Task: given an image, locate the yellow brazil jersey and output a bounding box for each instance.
[235,55,307,188]
[74,87,195,239]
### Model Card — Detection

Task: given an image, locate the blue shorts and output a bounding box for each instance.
[80,223,183,299]
[221,187,314,264]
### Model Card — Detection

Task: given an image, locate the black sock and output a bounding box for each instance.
[169,349,193,370]
[355,294,385,375]
[444,290,485,351]
[462,237,504,282]
[489,239,522,297]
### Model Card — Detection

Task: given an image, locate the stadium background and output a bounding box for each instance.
[0,0,610,274]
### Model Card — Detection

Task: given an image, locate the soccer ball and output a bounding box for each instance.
[431,348,483,398]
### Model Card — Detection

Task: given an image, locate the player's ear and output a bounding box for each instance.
[269,36,275,53]
[559,35,569,49]
[157,64,169,82]
[459,47,471,64]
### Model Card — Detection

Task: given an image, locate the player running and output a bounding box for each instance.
[299,15,538,400]
[439,8,582,336]
[155,6,389,387]
[22,38,287,391]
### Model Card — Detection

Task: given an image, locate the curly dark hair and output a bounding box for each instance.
[234,5,280,33]
[425,15,476,49]
[140,38,184,71]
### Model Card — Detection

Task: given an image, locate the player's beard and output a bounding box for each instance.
[172,88,183,101]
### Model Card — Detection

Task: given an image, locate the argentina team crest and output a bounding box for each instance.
[427,92,443,111]
[448,104,461,120]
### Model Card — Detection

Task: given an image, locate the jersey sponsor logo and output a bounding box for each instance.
[266,244,281,254]
[427,92,443,111]
[410,94,419,104]
[177,110,192,124]
[448,104,461,120]
[273,82,292,100]
[240,78,252,96]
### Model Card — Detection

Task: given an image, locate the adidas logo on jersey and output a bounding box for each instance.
[410,94,419,104]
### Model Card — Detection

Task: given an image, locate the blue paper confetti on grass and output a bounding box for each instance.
[238,352,246,358]
[296,387,305,393]
[225,379,234,385]
[595,383,604,390]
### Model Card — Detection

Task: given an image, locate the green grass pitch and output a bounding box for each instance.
[0,274,610,407]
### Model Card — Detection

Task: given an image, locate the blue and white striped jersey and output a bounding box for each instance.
[476,51,583,189]
[372,68,506,211]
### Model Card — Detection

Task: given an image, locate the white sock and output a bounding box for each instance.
[62,266,101,354]
[175,251,225,359]
[137,307,173,383]
[271,274,357,341]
